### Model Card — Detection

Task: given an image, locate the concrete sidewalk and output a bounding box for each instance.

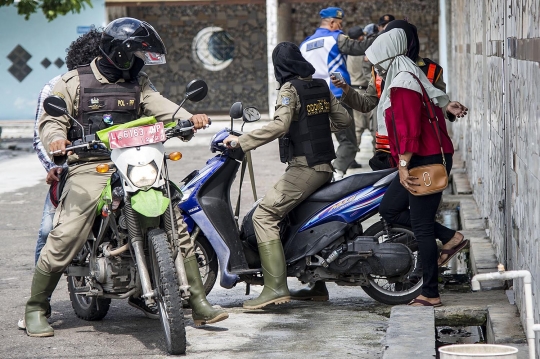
[382,150,529,359]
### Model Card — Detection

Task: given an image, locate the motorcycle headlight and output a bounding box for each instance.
[127,161,158,188]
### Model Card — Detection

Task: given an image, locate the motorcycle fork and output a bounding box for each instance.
[124,200,156,307]
[162,160,190,298]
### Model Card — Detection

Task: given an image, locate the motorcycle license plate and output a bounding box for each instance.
[108,122,166,149]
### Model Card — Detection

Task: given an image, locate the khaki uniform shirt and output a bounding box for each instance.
[39,58,192,162]
[346,55,364,87]
[239,77,352,173]
[337,34,372,56]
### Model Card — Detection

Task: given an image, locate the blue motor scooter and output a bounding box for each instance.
[178,102,420,305]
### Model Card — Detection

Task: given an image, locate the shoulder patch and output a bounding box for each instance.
[53,92,65,99]
[281,97,290,105]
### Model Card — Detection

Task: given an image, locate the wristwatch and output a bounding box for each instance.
[399,159,408,168]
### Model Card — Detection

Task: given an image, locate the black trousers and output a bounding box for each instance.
[379,154,455,298]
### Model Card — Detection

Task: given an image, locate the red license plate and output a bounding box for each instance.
[109,122,166,149]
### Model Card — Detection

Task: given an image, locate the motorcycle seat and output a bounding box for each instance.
[306,168,396,202]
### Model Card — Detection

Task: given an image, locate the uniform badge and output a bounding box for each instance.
[88,97,104,111]
[53,92,65,99]
[281,97,290,105]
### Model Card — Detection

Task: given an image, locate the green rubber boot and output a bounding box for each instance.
[25,267,62,337]
[185,255,229,326]
[243,239,290,310]
[290,281,329,301]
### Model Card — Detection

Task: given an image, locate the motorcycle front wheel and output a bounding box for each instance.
[148,229,186,355]
[361,221,423,305]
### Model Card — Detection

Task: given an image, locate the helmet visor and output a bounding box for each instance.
[134,51,166,65]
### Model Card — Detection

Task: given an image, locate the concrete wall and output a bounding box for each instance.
[292,0,440,62]
[123,0,440,113]
[448,0,540,355]
[0,3,106,120]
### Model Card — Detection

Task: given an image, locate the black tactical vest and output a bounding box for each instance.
[287,78,336,167]
[69,65,141,142]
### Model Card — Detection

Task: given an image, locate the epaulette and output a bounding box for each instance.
[61,69,79,83]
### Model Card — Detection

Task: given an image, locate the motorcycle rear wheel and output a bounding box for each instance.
[360,221,423,305]
[148,229,186,355]
[67,275,111,321]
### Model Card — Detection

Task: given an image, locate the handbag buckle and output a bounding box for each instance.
[423,172,432,187]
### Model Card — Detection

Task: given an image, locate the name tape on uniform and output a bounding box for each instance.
[306,99,330,116]
[306,39,324,52]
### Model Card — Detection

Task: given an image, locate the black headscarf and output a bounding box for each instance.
[272,42,315,88]
[97,56,145,83]
[383,20,420,62]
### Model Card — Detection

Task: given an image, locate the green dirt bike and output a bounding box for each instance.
[42,80,208,355]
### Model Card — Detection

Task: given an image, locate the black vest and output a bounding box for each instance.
[68,65,141,142]
[287,78,336,167]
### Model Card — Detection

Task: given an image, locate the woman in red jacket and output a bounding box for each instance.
[365,28,468,307]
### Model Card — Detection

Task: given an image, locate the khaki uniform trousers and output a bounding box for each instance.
[252,161,332,244]
[353,108,372,147]
[37,162,194,273]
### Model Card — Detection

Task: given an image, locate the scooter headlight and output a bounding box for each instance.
[180,188,194,203]
[127,161,158,188]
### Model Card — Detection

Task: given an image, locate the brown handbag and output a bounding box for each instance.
[391,72,448,196]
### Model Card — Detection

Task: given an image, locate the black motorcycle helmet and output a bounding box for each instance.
[100,17,167,70]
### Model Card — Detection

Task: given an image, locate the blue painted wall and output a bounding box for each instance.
[0,2,106,120]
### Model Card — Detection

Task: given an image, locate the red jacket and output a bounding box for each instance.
[385,87,454,164]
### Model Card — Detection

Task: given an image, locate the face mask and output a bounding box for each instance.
[372,52,405,79]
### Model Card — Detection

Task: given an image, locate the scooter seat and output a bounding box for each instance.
[306,168,396,202]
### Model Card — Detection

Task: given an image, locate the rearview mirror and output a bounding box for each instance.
[229,102,243,119]
[43,96,69,117]
[243,107,261,123]
[185,79,208,102]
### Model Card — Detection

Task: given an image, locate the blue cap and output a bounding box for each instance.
[319,7,344,19]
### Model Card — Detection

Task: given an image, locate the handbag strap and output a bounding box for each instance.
[391,71,446,167]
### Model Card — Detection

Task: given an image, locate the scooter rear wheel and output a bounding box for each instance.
[361,221,422,305]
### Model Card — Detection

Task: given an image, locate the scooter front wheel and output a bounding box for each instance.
[194,234,218,295]
[360,221,422,305]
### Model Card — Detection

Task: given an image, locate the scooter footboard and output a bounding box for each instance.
[329,237,414,277]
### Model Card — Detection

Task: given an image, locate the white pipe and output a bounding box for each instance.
[471,265,536,359]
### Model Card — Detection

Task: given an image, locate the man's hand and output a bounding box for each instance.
[223,135,239,149]
[49,139,71,156]
[189,114,210,132]
[330,76,350,95]
[398,167,419,193]
[46,167,63,185]
[446,101,468,118]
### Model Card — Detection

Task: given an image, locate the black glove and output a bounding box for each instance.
[168,120,194,141]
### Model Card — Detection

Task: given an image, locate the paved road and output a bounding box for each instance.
[0,125,389,358]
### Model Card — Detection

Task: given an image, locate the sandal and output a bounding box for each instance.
[438,239,470,267]
[408,298,443,307]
